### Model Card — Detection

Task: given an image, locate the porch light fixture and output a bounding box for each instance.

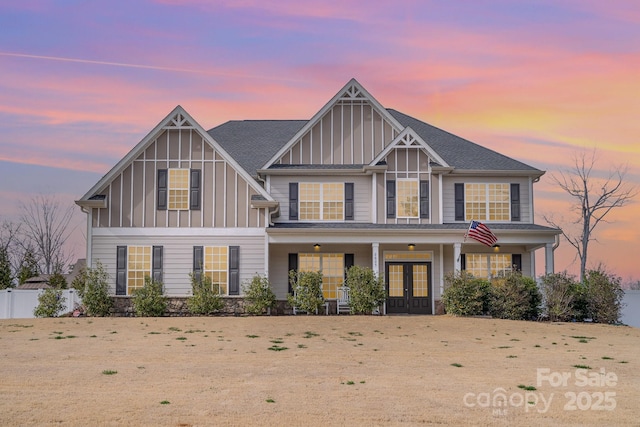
[408,243,416,251]
[493,244,500,253]
[313,244,321,251]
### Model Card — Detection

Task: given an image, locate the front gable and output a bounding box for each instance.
[76,106,275,228]
[371,127,449,169]
[264,79,405,167]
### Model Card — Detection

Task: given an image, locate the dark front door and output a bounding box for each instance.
[385,262,432,314]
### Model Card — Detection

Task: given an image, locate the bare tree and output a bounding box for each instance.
[544,150,637,282]
[20,195,76,275]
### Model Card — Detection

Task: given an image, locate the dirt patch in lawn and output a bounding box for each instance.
[0,316,638,426]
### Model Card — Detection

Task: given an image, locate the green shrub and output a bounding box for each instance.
[187,273,223,315]
[287,270,324,314]
[75,261,112,317]
[539,272,582,321]
[243,274,276,315]
[490,270,540,320]
[442,271,491,316]
[48,271,67,289]
[132,277,167,317]
[583,268,624,324]
[33,288,66,317]
[344,265,385,314]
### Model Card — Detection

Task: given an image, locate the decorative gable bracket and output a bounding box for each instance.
[163,112,194,129]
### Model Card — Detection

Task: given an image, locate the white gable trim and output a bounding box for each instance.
[261,78,406,170]
[77,106,275,203]
[370,127,450,168]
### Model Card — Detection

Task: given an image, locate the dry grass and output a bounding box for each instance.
[0,316,638,426]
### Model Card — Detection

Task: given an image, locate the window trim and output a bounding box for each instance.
[463,253,514,279]
[396,178,420,219]
[298,182,345,221]
[463,183,511,222]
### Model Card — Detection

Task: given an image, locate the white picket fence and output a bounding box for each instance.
[0,289,81,319]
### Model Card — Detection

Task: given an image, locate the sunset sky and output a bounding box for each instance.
[1,1,638,282]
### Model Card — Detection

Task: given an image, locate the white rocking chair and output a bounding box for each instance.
[336,286,350,314]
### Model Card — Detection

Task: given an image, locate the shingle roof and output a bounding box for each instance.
[270,222,558,232]
[208,120,307,177]
[207,110,542,178]
[387,109,541,172]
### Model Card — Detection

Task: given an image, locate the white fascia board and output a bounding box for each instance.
[79,105,185,201]
[448,169,546,178]
[92,227,266,237]
[260,78,406,170]
[78,106,276,205]
[370,127,449,167]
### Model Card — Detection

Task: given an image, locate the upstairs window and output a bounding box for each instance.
[299,183,344,221]
[157,168,201,211]
[397,179,419,218]
[168,169,190,210]
[465,183,510,221]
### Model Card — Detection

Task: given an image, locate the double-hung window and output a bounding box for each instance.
[299,183,344,221]
[465,254,513,279]
[299,253,345,299]
[192,245,240,296]
[157,168,201,210]
[464,183,510,221]
[397,179,419,218]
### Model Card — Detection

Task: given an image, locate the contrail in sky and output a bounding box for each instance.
[0,51,206,74]
[0,51,304,82]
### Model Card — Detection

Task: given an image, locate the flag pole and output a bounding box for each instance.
[457,220,473,263]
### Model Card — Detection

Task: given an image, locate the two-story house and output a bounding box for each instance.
[76,79,561,314]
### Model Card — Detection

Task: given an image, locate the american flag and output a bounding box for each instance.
[466,220,498,247]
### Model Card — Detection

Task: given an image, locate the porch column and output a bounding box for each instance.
[372,242,380,277]
[545,243,555,274]
[454,243,462,271]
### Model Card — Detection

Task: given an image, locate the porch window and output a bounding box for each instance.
[299,253,344,299]
[465,253,512,279]
[465,183,510,221]
[299,183,344,220]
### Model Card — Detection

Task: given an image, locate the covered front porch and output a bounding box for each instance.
[266,223,560,315]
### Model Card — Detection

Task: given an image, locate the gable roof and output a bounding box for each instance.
[370,126,449,168]
[77,106,276,205]
[387,109,542,174]
[208,120,306,178]
[260,78,405,170]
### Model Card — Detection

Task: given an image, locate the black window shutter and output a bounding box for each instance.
[193,246,203,283]
[157,169,167,210]
[512,254,522,271]
[288,253,298,294]
[228,246,240,295]
[289,183,298,220]
[454,183,464,221]
[344,253,354,276]
[420,180,429,219]
[386,180,396,218]
[344,182,354,220]
[190,169,201,210]
[510,183,520,221]
[460,254,466,271]
[152,246,163,283]
[116,246,127,295]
